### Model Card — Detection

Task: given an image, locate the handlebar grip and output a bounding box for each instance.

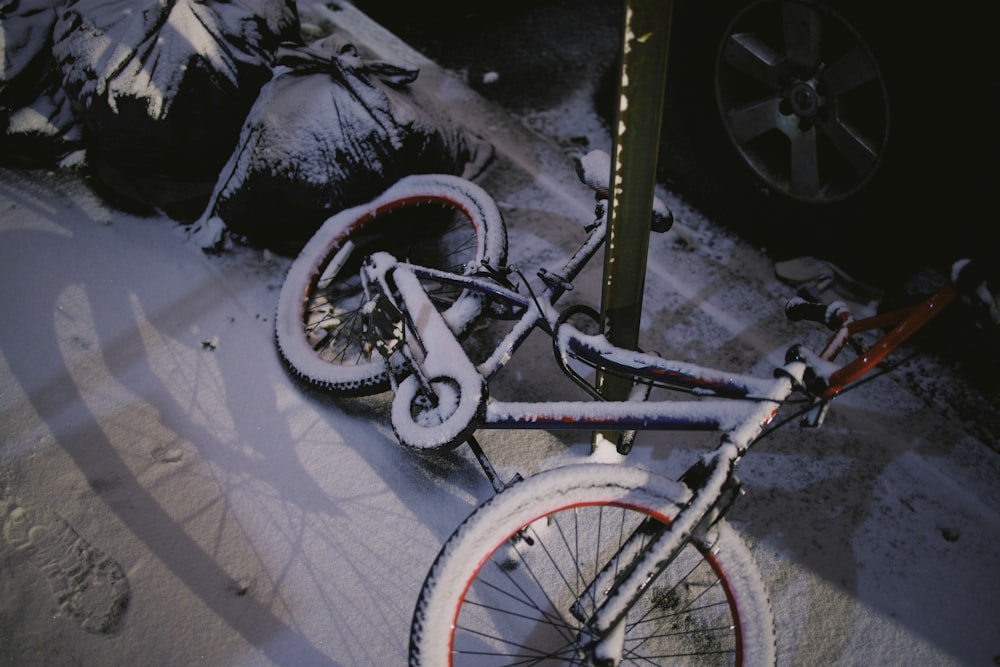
[951,258,1000,327]
[785,297,851,330]
[951,258,992,299]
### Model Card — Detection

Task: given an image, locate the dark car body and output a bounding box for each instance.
[356,0,994,285]
[658,0,995,283]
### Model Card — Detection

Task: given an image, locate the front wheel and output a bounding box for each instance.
[410,463,776,666]
[274,174,507,395]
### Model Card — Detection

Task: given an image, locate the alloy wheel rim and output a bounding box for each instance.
[715,0,890,203]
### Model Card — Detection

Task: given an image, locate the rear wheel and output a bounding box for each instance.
[275,174,507,395]
[410,464,776,665]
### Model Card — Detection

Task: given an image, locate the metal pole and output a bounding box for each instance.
[595,0,674,449]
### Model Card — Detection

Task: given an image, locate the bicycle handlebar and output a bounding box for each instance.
[784,297,852,331]
[575,150,673,233]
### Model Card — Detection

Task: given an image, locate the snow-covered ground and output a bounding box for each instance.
[2,3,999,665]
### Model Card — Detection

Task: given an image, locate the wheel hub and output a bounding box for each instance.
[788,79,820,118]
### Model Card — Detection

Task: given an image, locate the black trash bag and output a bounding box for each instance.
[1,74,84,167]
[192,38,492,253]
[51,0,301,220]
[0,0,57,111]
[1,0,83,166]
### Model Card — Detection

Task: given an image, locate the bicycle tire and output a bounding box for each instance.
[410,463,776,666]
[275,174,508,395]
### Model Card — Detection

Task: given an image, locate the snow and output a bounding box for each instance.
[2,1,1000,665]
[51,0,298,119]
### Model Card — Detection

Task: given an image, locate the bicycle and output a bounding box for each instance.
[274,152,984,665]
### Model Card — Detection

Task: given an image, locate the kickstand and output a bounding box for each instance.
[466,435,522,495]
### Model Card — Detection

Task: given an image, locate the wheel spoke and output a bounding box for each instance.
[788,126,821,196]
[781,1,823,70]
[822,44,879,96]
[727,96,785,144]
[722,32,786,89]
[817,115,879,176]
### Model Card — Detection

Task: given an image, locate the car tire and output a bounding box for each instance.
[658,0,931,283]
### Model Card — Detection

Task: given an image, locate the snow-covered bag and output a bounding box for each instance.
[193,38,492,252]
[0,0,83,166]
[1,77,84,167]
[0,0,56,110]
[50,0,301,218]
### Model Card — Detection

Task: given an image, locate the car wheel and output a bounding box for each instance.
[661,0,918,282]
[714,0,889,205]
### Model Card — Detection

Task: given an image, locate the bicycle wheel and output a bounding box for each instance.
[275,174,507,395]
[410,463,776,666]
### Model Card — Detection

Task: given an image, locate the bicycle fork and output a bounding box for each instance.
[571,444,744,664]
[568,363,804,664]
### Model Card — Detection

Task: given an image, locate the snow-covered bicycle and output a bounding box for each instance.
[275,155,984,665]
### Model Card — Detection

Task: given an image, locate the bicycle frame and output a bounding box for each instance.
[360,206,966,663]
[572,280,962,655]
[819,283,958,397]
[363,217,799,434]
